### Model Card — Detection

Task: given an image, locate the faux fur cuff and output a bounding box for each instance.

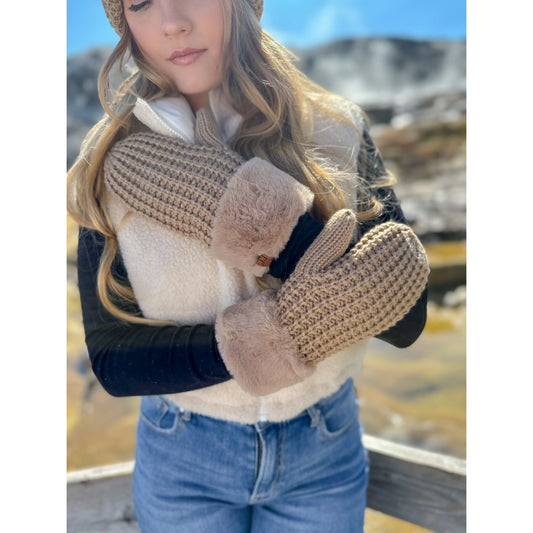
[215,289,315,396]
[211,158,315,276]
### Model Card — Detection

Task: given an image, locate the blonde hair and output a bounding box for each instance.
[67,0,394,324]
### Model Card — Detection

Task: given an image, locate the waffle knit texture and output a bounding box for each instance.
[103,108,314,274]
[277,212,430,364]
[102,0,264,35]
[104,131,243,246]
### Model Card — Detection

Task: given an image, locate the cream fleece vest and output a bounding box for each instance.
[103,89,370,424]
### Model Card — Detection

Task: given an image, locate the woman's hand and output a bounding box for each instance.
[103,108,314,276]
[215,209,430,396]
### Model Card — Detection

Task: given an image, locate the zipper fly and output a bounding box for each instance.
[256,431,263,477]
[251,422,284,503]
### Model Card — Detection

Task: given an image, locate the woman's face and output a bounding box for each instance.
[123,0,226,111]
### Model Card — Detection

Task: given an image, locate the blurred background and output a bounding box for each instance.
[67,1,466,530]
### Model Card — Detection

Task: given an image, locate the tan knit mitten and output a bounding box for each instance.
[103,108,314,276]
[215,209,430,396]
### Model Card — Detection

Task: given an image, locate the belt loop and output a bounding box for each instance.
[179,407,191,421]
[307,406,320,427]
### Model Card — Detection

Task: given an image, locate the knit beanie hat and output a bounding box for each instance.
[102,0,264,35]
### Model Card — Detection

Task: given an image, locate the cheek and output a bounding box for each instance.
[126,19,157,56]
[132,34,163,68]
[204,5,226,55]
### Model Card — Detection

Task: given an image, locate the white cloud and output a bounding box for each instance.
[303,3,367,45]
[263,1,367,49]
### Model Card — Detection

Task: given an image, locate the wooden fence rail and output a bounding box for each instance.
[67,435,466,533]
[363,435,466,532]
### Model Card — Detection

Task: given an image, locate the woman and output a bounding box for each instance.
[68,1,429,531]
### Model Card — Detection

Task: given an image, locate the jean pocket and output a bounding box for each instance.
[139,396,187,436]
[316,383,358,440]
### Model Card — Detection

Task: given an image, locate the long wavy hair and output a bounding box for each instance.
[67,0,394,324]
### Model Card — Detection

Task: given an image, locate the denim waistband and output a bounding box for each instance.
[304,378,354,426]
[155,378,355,429]
[255,378,355,430]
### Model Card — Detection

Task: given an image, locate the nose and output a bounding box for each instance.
[160,2,192,37]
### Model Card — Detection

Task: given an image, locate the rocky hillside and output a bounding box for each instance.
[67,37,466,242]
[294,37,465,105]
[294,38,466,242]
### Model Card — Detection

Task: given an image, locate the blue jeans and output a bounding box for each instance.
[133,379,368,533]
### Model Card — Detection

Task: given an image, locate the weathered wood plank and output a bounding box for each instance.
[363,435,466,532]
[67,436,466,532]
[67,461,135,484]
[362,435,466,476]
[67,463,139,533]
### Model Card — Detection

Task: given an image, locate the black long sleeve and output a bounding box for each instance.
[269,212,325,280]
[77,227,232,397]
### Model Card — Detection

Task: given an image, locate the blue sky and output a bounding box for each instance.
[67,0,466,56]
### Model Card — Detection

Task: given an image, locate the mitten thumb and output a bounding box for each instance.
[292,208,356,276]
[194,107,226,147]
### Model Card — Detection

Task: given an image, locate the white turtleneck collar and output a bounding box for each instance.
[132,88,243,144]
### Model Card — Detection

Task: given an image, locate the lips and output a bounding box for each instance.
[168,48,206,66]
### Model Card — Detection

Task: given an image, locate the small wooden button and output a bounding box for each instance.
[256,254,273,267]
